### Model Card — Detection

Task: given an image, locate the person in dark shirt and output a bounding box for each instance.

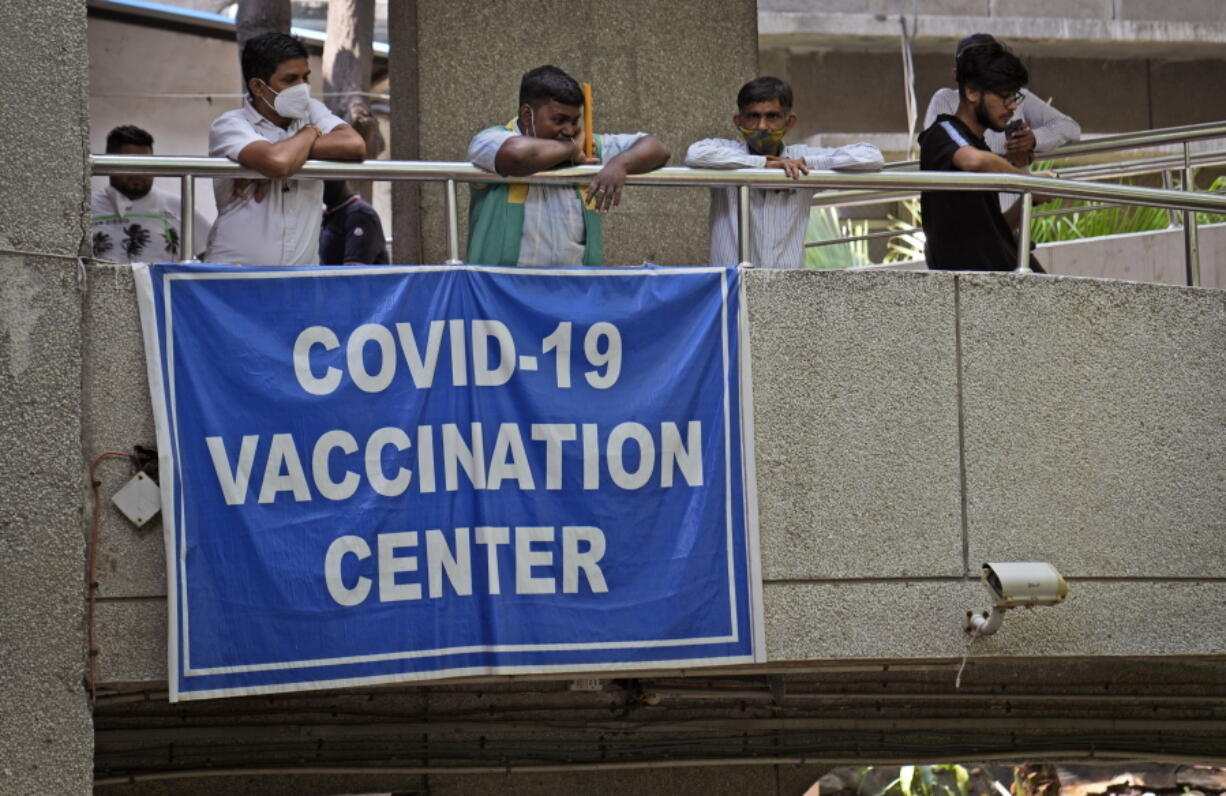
[319,180,389,265]
[918,38,1046,272]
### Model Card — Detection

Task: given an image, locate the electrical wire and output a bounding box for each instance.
[899,0,920,158]
[87,450,134,707]
[0,247,90,261]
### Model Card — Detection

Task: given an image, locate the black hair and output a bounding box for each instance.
[323,180,352,208]
[736,77,793,113]
[954,32,996,61]
[955,39,1028,97]
[518,65,583,109]
[241,32,309,97]
[105,124,153,153]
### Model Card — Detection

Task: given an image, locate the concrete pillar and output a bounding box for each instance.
[388,0,423,264]
[0,0,94,793]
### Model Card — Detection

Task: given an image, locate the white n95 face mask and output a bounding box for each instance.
[262,81,312,120]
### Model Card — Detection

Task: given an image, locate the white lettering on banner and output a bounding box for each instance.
[531,423,576,490]
[292,319,626,394]
[313,430,360,501]
[347,324,397,393]
[487,423,535,490]
[426,528,472,597]
[378,531,421,602]
[471,320,515,387]
[205,421,704,505]
[366,427,413,497]
[442,423,486,490]
[324,535,372,606]
[206,434,259,505]
[293,326,342,395]
[395,320,445,388]
[516,526,556,594]
[448,319,468,388]
[322,525,609,606]
[475,526,509,595]
[258,433,311,503]
[606,422,655,489]
[661,421,704,488]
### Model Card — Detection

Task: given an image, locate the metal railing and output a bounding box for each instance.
[830,120,1226,285]
[882,120,1226,170]
[91,153,1226,283]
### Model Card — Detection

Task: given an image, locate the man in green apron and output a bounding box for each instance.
[467,65,669,266]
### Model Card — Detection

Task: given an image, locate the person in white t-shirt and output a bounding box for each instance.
[91,125,209,263]
[206,32,366,266]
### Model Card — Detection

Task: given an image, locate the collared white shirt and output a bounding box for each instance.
[468,123,646,266]
[206,97,345,266]
[685,138,883,268]
[90,185,210,263]
[922,87,1081,155]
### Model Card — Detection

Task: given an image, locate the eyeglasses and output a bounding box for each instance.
[992,89,1025,108]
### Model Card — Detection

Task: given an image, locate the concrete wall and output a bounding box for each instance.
[1042,221,1226,288]
[751,270,1226,662]
[757,0,1226,158]
[395,0,759,266]
[760,0,1226,23]
[759,46,1226,151]
[867,222,1226,289]
[0,1,94,794]
[88,267,1226,686]
[87,16,243,225]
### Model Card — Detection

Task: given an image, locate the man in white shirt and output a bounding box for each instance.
[686,77,884,268]
[91,125,209,263]
[466,64,670,267]
[206,32,366,266]
[922,33,1081,167]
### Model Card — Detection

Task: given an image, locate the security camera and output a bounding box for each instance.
[965,562,1067,636]
[982,562,1068,608]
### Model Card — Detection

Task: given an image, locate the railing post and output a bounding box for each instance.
[1014,191,1033,273]
[1182,142,1201,287]
[444,178,463,265]
[737,184,753,268]
[1161,170,1180,228]
[180,175,197,263]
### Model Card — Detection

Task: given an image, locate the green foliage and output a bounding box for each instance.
[1029,197,1171,244]
[803,170,1226,267]
[876,764,971,796]
[804,206,873,269]
[1028,167,1226,244]
[883,198,926,263]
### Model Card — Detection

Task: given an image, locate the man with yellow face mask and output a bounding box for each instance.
[686,77,883,268]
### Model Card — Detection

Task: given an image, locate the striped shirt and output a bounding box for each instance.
[468,123,646,266]
[685,138,883,268]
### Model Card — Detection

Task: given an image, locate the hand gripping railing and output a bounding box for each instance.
[91,154,1226,280]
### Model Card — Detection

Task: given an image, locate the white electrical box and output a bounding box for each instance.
[111,471,161,527]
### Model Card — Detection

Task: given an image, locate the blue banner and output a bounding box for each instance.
[134,263,761,700]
